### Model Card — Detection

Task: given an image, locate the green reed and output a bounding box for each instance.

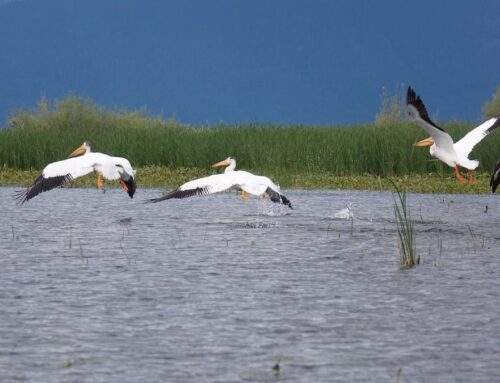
[391,181,418,268]
[1,96,499,181]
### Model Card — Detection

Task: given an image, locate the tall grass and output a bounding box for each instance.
[391,182,418,268]
[1,96,499,183]
[482,86,500,119]
[375,84,408,126]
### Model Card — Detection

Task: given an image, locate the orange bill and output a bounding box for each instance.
[211,158,231,168]
[68,145,87,157]
[414,137,434,147]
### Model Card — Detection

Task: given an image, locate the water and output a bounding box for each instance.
[0,186,499,382]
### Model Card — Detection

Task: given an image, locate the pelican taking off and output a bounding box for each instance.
[16,141,136,204]
[491,159,500,193]
[407,86,500,184]
[150,156,292,208]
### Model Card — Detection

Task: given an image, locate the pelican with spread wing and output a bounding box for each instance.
[16,141,136,204]
[407,86,500,184]
[150,156,292,208]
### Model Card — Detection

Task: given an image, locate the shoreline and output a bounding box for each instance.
[0,166,493,194]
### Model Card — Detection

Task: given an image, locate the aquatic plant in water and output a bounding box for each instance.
[391,181,418,267]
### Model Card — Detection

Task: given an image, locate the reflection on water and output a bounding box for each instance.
[0,187,499,382]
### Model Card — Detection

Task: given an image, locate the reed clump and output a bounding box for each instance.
[391,181,418,268]
[1,96,499,185]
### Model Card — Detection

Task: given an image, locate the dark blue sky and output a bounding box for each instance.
[1,0,500,125]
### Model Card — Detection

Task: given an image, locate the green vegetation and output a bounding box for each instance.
[375,84,408,126]
[482,86,500,119]
[391,182,418,268]
[0,95,499,193]
[0,165,493,194]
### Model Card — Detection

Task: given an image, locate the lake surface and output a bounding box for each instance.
[0,186,499,382]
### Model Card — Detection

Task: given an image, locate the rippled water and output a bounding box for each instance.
[0,186,499,382]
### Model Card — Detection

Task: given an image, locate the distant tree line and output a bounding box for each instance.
[483,86,500,119]
[376,84,500,124]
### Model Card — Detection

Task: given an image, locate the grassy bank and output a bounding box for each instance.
[0,166,493,194]
[0,96,498,193]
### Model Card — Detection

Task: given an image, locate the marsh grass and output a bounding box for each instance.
[375,84,408,126]
[1,96,500,178]
[391,181,418,268]
[482,86,500,119]
[1,95,499,195]
[0,165,494,194]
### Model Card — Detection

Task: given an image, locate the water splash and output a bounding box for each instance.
[258,199,290,216]
[334,204,354,220]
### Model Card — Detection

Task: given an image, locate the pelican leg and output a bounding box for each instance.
[467,170,477,185]
[97,172,104,190]
[240,191,249,201]
[454,165,467,185]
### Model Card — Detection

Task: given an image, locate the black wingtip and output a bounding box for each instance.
[15,173,73,205]
[265,187,293,209]
[406,86,416,105]
[491,159,500,193]
[14,189,29,206]
[147,192,172,203]
[405,86,445,132]
[148,187,209,203]
[280,195,293,209]
[122,177,136,198]
[484,116,500,137]
[148,195,169,203]
[406,85,422,107]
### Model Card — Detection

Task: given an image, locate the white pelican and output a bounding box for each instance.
[407,86,500,184]
[150,156,293,208]
[16,141,136,204]
[491,159,500,193]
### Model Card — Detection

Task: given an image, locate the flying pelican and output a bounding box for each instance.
[16,141,136,204]
[150,156,293,208]
[491,159,500,193]
[407,86,500,184]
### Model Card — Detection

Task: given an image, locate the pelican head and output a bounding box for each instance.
[414,137,434,147]
[69,141,93,157]
[212,156,236,172]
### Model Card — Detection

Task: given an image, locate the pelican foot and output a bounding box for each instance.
[97,173,104,190]
[467,170,477,185]
[454,166,467,185]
